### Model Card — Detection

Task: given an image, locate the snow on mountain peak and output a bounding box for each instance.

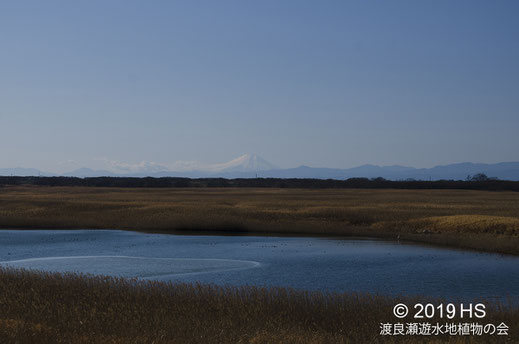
[208,154,278,172]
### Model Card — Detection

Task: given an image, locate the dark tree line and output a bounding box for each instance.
[0,176,518,191]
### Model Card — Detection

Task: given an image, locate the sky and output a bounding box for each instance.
[1,1,518,173]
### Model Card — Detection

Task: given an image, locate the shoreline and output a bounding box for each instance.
[3,225,519,257]
[136,227,519,256]
[1,186,518,255]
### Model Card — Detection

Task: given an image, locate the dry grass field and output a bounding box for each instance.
[0,267,517,343]
[1,186,518,254]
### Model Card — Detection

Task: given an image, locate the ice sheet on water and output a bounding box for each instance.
[0,256,260,278]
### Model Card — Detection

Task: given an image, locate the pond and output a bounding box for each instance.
[1,229,518,301]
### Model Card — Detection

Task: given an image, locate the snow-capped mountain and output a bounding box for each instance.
[207,154,278,173]
[45,154,278,177]
[3,156,519,180]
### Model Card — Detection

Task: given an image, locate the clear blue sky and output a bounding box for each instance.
[1,1,518,172]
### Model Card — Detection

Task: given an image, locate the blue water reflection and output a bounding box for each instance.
[0,230,517,301]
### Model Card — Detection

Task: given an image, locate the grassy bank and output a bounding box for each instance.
[0,267,517,343]
[1,186,519,254]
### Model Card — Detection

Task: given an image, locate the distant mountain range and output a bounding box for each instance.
[0,167,55,177]
[2,154,519,181]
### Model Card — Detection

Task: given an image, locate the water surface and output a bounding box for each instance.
[1,229,517,301]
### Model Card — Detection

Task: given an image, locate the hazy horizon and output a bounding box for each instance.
[1,1,518,173]
[3,153,519,175]
[3,152,519,179]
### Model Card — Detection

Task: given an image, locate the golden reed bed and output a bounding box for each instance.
[0,186,518,254]
[0,268,517,343]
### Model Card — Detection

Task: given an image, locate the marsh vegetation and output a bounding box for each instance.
[1,187,518,342]
[1,186,518,254]
[0,267,517,343]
